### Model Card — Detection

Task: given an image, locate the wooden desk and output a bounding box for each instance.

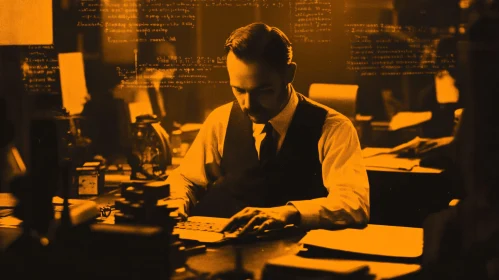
[1,185,422,280]
[173,234,305,280]
[0,226,420,280]
[173,233,421,280]
[363,148,454,228]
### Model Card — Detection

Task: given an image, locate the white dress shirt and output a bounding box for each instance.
[166,86,370,229]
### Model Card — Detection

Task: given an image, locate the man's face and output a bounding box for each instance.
[226,51,290,124]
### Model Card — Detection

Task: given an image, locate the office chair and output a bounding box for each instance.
[308,83,359,121]
[308,83,375,146]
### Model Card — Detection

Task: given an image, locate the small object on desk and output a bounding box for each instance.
[76,161,105,197]
[129,114,171,181]
[0,194,99,228]
[113,180,176,227]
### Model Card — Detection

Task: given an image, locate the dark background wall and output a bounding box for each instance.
[1,0,463,161]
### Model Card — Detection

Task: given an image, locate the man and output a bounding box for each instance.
[166,22,369,234]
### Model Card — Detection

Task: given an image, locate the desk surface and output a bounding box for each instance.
[363,148,443,174]
[0,187,422,280]
[0,227,421,280]
[175,234,304,280]
[175,234,421,280]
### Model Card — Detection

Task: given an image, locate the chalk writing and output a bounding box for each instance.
[20,45,60,94]
[114,55,229,90]
[345,23,457,75]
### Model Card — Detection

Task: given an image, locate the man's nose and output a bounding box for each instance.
[241,93,251,110]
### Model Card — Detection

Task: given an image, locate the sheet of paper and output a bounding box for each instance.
[362,147,391,158]
[299,225,423,258]
[435,71,459,104]
[389,112,432,131]
[0,0,53,45]
[0,215,22,228]
[58,52,89,115]
[363,154,420,171]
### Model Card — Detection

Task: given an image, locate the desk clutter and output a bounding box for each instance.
[0,180,189,279]
[113,180,176,226]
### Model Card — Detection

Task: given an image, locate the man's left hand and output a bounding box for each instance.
[223,205,300,236]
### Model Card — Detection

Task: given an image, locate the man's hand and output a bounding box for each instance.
[223,205,300,236]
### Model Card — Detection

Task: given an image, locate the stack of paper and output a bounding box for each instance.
[299,225,423,259]
[263,225,423,279]
[389,112,432,131]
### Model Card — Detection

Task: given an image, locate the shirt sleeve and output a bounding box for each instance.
[288,117,370,229]
[165,105,228,214]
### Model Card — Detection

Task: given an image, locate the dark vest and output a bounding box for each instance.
[191,93,328,217]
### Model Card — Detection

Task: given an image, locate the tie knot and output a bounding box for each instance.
[263,122,273,133]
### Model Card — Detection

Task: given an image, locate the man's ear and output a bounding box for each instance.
[285,62,297,84]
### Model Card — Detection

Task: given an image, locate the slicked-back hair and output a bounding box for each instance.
[224,22,293,74]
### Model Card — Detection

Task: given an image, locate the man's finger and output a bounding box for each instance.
[256,219,275,234]
[223,208,259,232]
[239,214,267,235]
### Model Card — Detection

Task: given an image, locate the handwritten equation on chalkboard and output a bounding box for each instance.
[345,24,457,76]
[77,0,333,44]
[115,55,229,91]
[20,45,60,94]
[292,0,333,43]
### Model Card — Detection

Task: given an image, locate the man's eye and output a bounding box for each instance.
[234,88,245,93]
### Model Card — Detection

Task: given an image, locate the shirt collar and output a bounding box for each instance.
[253,85,299,137]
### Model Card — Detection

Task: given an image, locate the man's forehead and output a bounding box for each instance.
[227,53,280,88]
[229,72,275,91]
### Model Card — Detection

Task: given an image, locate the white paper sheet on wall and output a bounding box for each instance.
[58,52,90,115]
[0,0,53,45]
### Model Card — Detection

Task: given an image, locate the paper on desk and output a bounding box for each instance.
[266,255,421,280]
[363,154,420,171]
[299,225,423,258]
[362,148,391,158]
[389,112,432,131]
[0,215,22,228]
[362,139,425,158]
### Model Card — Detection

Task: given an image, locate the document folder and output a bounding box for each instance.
[298,225,423,263]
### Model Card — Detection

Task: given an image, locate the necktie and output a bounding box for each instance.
[259,122,277,164]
